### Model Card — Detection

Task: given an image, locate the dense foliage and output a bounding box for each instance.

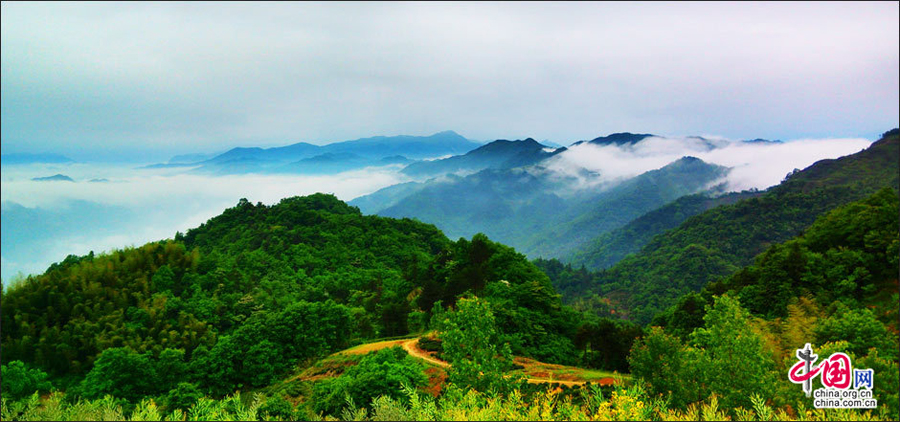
[3,380,895,421]
[0,361,52,401]
[311,347,427,416]
[1,193,585,400]
[644,188,900,415]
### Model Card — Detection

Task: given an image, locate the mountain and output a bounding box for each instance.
[277,152,368,174]
[167,152,219,164]
[350,181,427,215]
[653,186,899,344]
[519,156,730,258]
[2,153,74,165]
[319,130,479,159]
[565,190,761,270]
[742,138,783,144]
[573,129,899,323]
[400,138,564,178]
[570,132,654,147]
[366,156,729,260]
[31,174,75,182]
[186,131,479,175]
[200,143,321,167]
[378,155,414,165]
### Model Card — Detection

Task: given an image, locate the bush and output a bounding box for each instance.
[259,395,295,420]
[165,382,203,413]
[79,347,156,402]
[311,347,426,416]
[0,361,52,401]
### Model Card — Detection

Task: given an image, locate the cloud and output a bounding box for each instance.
[2,2,897,160]
[0,164,407,209]
[546,137,872,192]
[0,164,409,281]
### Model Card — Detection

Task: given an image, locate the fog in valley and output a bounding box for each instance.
[0,134,874,283]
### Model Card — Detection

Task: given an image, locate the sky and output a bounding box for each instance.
[2,2,898,162]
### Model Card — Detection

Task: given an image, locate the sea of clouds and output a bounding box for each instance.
[0,135,875,283]
[546,136,872,192]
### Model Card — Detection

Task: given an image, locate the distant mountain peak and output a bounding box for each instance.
[589,132,655,145]
[569,132,655,147]
[742,138,783,144]
[432,130,462,137]
[32,174,75,182]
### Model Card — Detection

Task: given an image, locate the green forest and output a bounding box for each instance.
[2,131,899,421]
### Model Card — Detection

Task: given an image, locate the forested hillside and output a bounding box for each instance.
[2,193,631,402]
[567,129,899,323]
[633,187,899,415]
[565,191,761,270]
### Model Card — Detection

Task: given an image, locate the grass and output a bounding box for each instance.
[511,356,630,385]
[339,339,408,355]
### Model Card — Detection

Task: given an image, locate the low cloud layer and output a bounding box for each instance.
[547,137,873,192]
[1,164,408,282]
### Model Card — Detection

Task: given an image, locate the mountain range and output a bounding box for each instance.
[400,138,564,178]
[352,133,735,260]
[145,131,482,175]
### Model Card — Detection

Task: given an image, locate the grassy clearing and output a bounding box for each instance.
[511,356,629,385]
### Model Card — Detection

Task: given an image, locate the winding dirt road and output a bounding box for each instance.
[397,338,616,387]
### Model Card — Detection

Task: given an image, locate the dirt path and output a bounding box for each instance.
[399,337,617,386]
[322,336,620,387]
[401,338,450,368]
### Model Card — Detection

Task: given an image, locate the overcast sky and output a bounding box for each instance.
[2,1,898,161]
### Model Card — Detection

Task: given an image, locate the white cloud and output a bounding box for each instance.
[1,164,409,281]
[547,137,872,191]
[2,2,897,160]
[0,164,408,209]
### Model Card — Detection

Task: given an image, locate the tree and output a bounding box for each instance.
[0,361,52,401]
[628,327,700,407]
[155,348,187,393]
[165,382,203,412]
[814,306,898,360]
[689,295,777,410]
[80,347,156,401]
[151,265,176,293]
[434,297,520,393]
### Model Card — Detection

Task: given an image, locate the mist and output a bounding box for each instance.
[0,134,879,283]
[0,163,408,282]
[546,136,873,192]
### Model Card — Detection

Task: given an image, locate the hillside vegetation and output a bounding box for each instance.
[566,130,899,323]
